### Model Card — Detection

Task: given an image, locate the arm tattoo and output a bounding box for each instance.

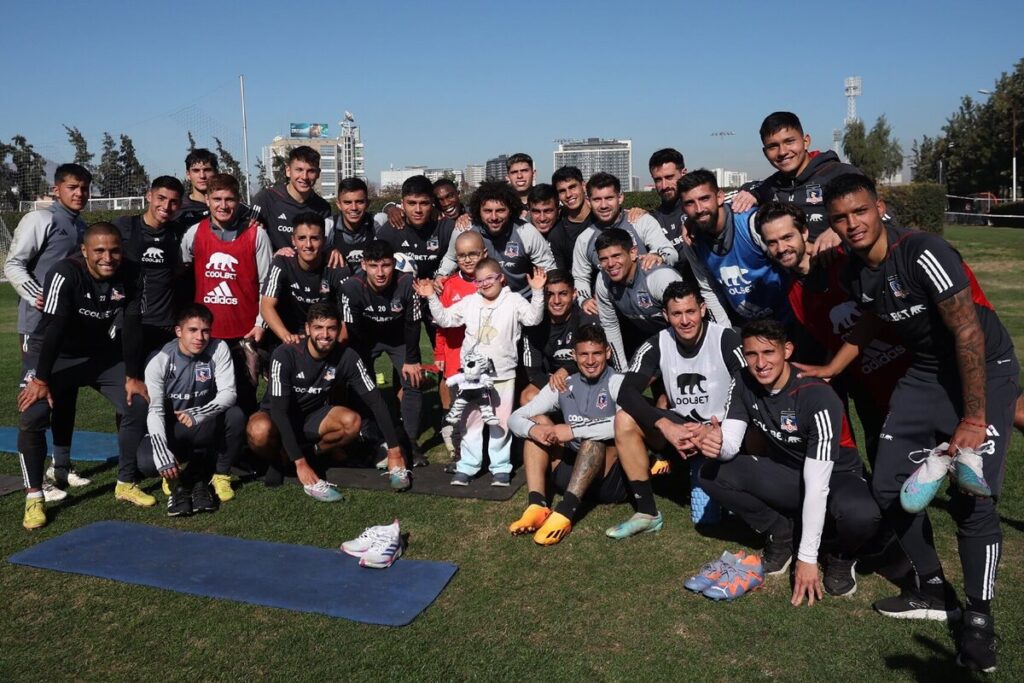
[565,439,607,499]
[936,288,986,419]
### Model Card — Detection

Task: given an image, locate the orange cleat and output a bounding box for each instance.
[509,503,551,535]
[533,511,572,546]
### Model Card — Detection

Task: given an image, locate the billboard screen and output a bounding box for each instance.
[289,123,329,138]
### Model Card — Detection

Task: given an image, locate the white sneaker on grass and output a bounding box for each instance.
[359,520,403,569]
[42,482,67,503]
[342,519,399,558]
[46,466,91,488]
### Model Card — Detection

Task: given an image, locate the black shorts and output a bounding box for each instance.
[260,404,333,446]
[552,455,628,504]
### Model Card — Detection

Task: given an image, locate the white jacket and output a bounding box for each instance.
[428,286,544,380]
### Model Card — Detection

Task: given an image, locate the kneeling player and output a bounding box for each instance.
[508,325,628,545]
[696,320,881,605]
[245,303,407,498]
[137,304,245,515]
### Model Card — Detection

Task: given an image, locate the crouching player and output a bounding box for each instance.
[17,223,150,529]
[508,324,628,545]
[137,304,245,515]
[245,303,407,498]
[696,320,881,604]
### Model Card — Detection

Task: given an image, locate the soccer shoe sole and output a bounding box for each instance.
[874,604,962,622]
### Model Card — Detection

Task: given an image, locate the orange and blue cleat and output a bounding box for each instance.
[702,554,764,600]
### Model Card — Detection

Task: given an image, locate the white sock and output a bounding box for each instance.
[26,491,43,500]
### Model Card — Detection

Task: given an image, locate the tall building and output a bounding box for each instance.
[261,112,366,198]
[711,168,749,189]
[485,155,509,181]
[553,138,633,190]
[464,164,485,188]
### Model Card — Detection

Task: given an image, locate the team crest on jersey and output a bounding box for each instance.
[504,242,520,258]
[324,367,336,382]
[110,287,125,301]
[427,237,439,251]
[780,410,798,433]
[805,185,823,205]
[887,275,908,299]
[390,298,403,313]
[637,292,653,308]
[320,279,330,294]
[194,362,212,383]
[596,390,609,410]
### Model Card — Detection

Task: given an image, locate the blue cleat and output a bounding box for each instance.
[303,479,345,503]
[900,443,952,513]
[702,556,765,601]
[953,444,993,497]
[605,512,663,540]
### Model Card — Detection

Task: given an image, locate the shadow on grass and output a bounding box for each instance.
[883,632,976,681]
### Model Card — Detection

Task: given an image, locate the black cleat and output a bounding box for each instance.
[191,480,218,513]
[166,489,192,517]
[957,611,997,673]
[823,555,857,597]
[762,522,794,576]
[873,586,962,621]
[412,451,429,468]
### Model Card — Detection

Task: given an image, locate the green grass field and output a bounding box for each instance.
[1,225,1022,681]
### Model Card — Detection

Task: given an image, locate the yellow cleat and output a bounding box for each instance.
[23,497,47,530]
[650,458,671,476]
[533,511,572,546]
[161,478,171,497]
[115,482,157,508]
[508,504,551,535]
[211,474,235,502]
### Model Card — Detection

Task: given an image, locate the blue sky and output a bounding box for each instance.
[3,0,1021,189]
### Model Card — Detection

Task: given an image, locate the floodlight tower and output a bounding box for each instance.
[845,76,862,125]
[833,129,842,156]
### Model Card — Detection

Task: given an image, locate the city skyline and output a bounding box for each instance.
[2,1,1021,193]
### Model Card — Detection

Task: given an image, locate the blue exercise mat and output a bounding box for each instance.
[8,521,458,626]
[0,427,118,461]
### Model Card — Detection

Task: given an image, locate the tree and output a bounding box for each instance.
[0,141,17,208]
[118,134,149,196]
[63,125,94,170]
[10,135,49,202]
[910,134,944,183]
[94,132,122,197]
[271,148,291,185]
[213,137,247,199]
[255,159,271,190]
[843,115,903,183]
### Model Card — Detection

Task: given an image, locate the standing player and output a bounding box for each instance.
[17,223,151,529]
[505,153,536,215]
[260,212,349,344]
[647,148,689,251]
[173,149,219,234]
[252,146,333,254]
[375,175,457,280]
[526,183,560,238]
[611,281,746,537]
[824,174,1017,672]
[181,173,272,415]
[436,181,555,296]
[731,112,872,250]
[433,177,466,220]
[509,324,629,545]
[114,176,187,355]
[328,177,378,272]
[246,303,408,495]
[5,163,93,494]
[520,269,597,405]
[547,166,594,271]
[139,304,245,511]
[593,228,681,370]
[695,319,881,604]
[679,169,789,324]
[341,240,426,466]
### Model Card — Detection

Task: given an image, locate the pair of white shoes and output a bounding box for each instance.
[42,466,92,502]
[341,519,403,569]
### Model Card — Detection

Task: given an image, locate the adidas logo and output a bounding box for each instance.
[296,371,306,379]
[278,213,287,220]
[202,282,238,305]
[401,240,410,247]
